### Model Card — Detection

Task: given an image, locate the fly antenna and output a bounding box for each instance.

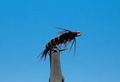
[54,27,71,32]
[54,27,72,34]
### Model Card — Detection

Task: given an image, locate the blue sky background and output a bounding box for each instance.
[0,0,120,82]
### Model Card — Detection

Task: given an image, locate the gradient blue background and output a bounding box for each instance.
[0,0,120,82]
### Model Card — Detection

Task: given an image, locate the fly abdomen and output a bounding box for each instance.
[54,37,60,45]
[50,39,56,47]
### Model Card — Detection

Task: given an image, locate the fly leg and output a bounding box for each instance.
[59,42,67,52]
[58,44,62,50]
[64,42,67,50]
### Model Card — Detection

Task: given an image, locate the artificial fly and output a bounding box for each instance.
[38,27,82,60]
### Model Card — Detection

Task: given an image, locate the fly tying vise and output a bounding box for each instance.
[38,27,82,60]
